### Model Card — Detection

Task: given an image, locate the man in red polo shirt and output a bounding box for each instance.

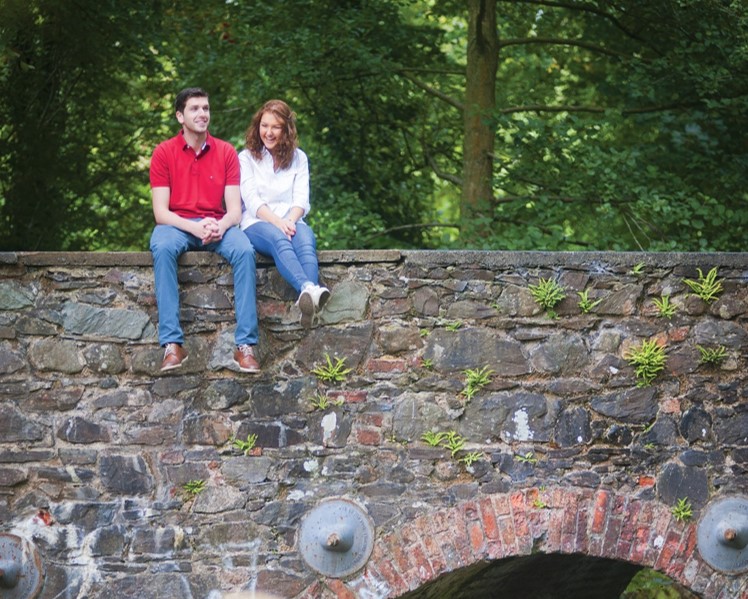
[149,87,260,373]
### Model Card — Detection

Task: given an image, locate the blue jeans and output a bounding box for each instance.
[149,224,258,347]
[244,221,319,293]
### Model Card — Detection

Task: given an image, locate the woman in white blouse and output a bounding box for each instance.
[239,100,330,327]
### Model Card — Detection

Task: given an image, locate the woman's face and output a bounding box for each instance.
[259,111,284,153]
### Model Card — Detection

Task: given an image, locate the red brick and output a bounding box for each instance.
[370,558,409,596]
[420,528,448,576]
[408,541,435,583]
[590,490,611,534]
[655,530,683,571]
[467,519,486,554]
[325,579,356,599]
[603,516,623,556]
[638,475,656,488]
[367,358,407,373]
[561,532,576,554]
[329,390,367,404]
[574,506,590,554]
[546,509,564,552]
[461,500,479,521]
[492,493,512,516]
[355,428,382,446]
[479,496,500,542]
[497,516,517,553]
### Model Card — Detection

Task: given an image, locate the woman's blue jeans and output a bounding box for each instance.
[244,221,319,292]
[149,224,259,347]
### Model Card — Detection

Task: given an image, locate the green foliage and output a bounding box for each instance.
[311,354,353,384]
[697,344,727,366]
[460,366,494,400]
[309,393,344,410]
[231,433,258,455]
[529,278,566,318]
[577,289,602,314]
[622,568,694,599]
[653,295,677,319]
[671,497,693,522]
[421,431,447,447]
[515,452,539,465]
[445,320,463,331]
[629,263,646,276]
[683,267,724,303]
[183,479,206,496]
[442,431,466,458]
[3,1,747,251]
[421,358,434,370]
[625,340,667,387]
[421,430,467,460]
[458,451,483,467]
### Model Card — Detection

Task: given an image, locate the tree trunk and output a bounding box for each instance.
[462,0,498,241]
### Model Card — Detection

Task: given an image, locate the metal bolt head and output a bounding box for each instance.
[697,495,748,574]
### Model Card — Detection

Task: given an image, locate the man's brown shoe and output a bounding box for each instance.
[161,343,187,371]
[234,344,260,373]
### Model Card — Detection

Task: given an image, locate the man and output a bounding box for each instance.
[149,87,260,373]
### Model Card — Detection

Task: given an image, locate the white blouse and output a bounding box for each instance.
[238,147,310,230]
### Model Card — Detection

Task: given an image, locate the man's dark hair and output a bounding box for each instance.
[175,87,209,114]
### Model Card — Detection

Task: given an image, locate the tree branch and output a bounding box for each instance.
[360,222,460,245]
[398,71,464,112]
[498,37,631,61]
[426,153,463,187]
[500,0,653,49]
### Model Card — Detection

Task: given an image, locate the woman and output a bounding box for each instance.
[239,100,330,327]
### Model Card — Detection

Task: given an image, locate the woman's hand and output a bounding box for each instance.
[275,217,296,239]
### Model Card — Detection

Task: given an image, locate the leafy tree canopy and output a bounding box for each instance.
[1,0,745,251]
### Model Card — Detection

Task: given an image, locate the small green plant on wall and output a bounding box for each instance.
[445,320,463,331]
[653,295,677,319]
[421,429,466,455]
[577,289,602,314]
[421,430,447,447]
[459,451,483,467]
[309,393,344,410]
[625,339,667,387]
[671,497,693,522]
[312,354,353,383]
[529,277,566,318]
[683,267,723,303]
[460,365,494,400]
[183,479,206,497]
[231,433,258,455]
[697,344,727,366]
[629,262,646,276]
[515,451,539,465]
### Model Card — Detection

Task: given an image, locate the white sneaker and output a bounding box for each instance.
[310,285,331,311]
[296,286,316,328]
[296,284,331,328]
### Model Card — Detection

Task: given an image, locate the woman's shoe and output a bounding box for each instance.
[310,285,331,311]
[296,286,316,328]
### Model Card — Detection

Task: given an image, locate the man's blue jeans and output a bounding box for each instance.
[149,224,258,347]
[244,221,319,293]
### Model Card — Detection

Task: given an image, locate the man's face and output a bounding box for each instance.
[176,96,210,135]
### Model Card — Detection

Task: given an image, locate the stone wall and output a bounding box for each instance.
[0,250,746,599]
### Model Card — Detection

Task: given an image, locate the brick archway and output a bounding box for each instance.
[298,487,748,599]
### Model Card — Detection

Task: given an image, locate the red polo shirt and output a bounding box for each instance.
[149,131,240,220]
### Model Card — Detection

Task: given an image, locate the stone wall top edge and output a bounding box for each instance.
[402,249,748,269]
[1,249,745,269]
[1,249,403,267]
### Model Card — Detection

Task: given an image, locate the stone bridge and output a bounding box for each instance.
[0,250,746,599]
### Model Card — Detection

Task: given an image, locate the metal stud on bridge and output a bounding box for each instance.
[298,498,375,578]
[697,495,748,574]
[0,534,44,599]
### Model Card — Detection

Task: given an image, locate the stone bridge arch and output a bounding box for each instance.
[300,487,747,599]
